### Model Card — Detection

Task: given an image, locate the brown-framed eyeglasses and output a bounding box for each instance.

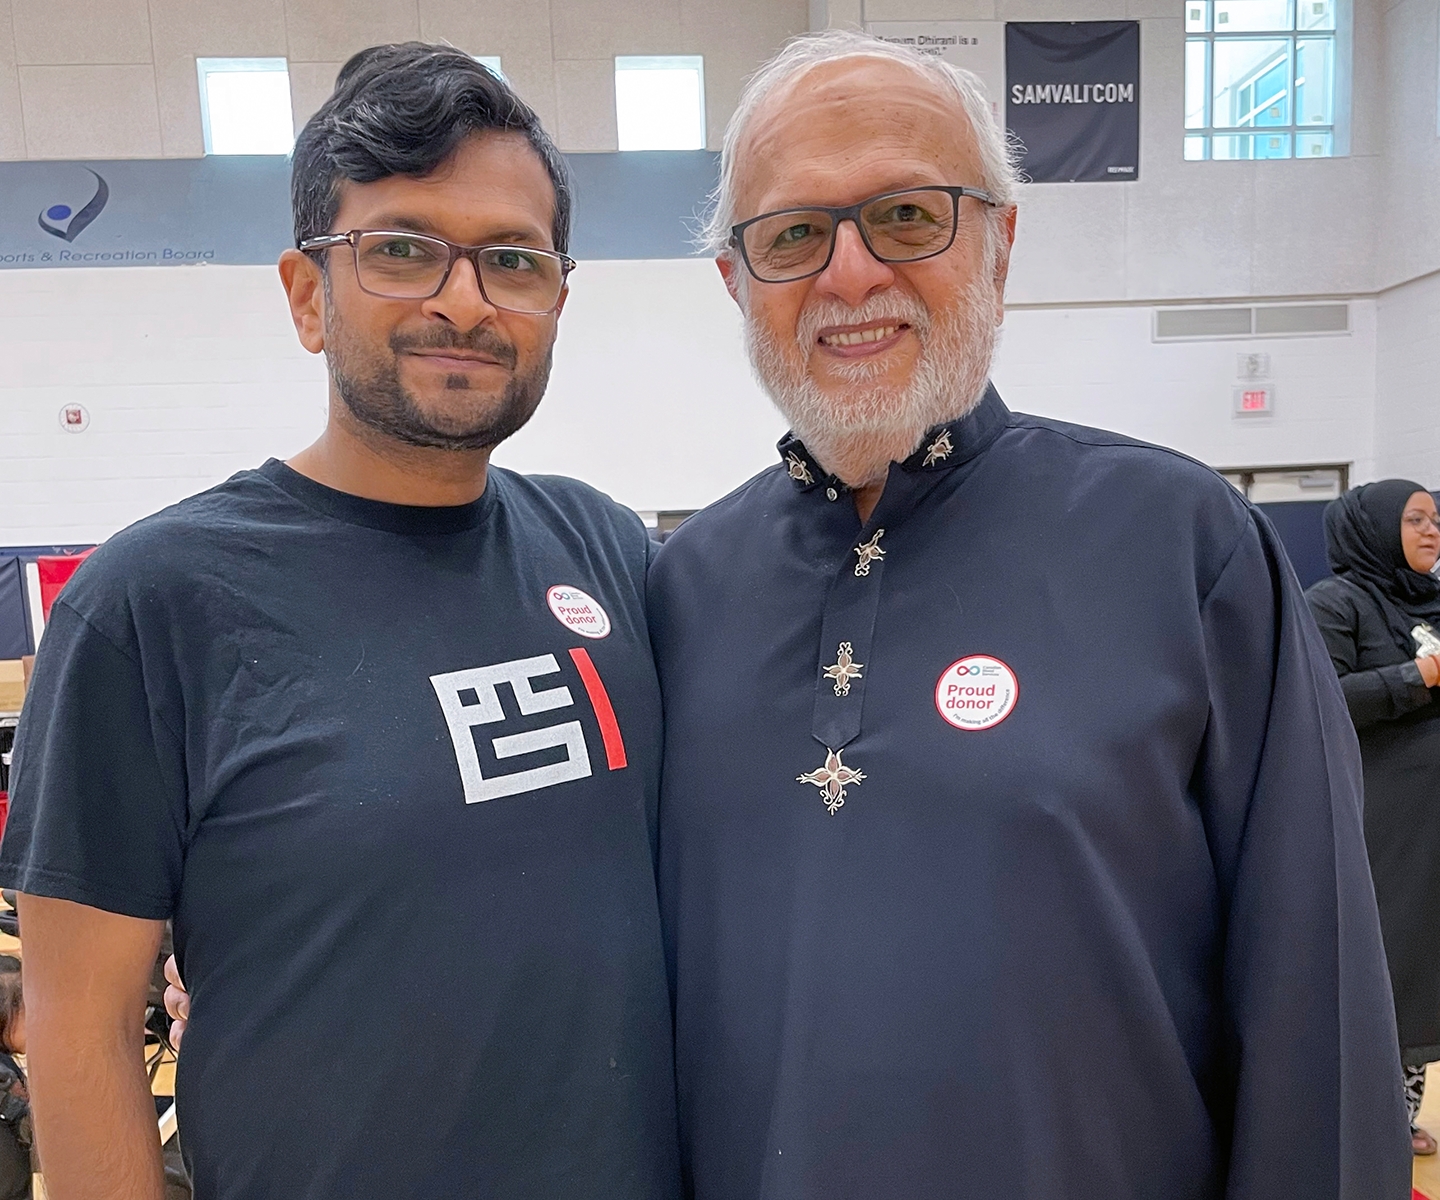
[298,230,576,314]
[729,186,999,284]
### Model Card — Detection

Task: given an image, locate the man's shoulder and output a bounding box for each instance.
[649,465,786,560]
[54,466,286,628]
[492,468,651,566]
[1004,412,1243,501]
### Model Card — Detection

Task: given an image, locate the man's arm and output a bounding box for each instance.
[1199,513,1410,1198]
[18,894,166,1200]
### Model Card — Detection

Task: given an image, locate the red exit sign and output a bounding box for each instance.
[1233,385,1275,416]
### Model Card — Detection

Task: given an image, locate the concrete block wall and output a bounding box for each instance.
[0,0,808,159]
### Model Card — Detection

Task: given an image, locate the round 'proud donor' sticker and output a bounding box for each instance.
[546,585,611,639]
[934,655,1018,731]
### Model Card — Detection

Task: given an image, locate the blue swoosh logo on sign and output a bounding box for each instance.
[38,169,109,242]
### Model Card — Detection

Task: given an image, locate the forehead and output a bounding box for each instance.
[735,56,982,218]
[331,131,556,246]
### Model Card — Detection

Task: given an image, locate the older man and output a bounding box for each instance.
[648,31,1409,1199]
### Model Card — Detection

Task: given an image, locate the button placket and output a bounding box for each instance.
[800,524,889,814]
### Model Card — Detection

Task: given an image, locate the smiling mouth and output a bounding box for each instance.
[816,322,909,349]
[409,351,505,368]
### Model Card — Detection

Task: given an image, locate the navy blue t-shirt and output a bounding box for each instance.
[0,460,680,1200]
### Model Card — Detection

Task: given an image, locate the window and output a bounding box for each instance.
[196,58,295,155]
[614,56,705,151]
[1184,0,1339,160]
[474,56,503,79]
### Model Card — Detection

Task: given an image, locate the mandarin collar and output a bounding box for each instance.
[776,384,1011,495]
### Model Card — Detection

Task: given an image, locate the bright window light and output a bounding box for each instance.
[474,56,503,79]
[615,56,705,151]
[197,58,294,155]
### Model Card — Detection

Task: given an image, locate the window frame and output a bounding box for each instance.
[1183,0,1348,161]
[613,54,707,152]
[195,56,294,156]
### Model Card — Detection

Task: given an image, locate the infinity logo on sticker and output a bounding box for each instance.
[935,655,1018,731]
[546,585,611,639]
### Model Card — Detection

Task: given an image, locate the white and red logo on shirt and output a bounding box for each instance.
[430,648,627,804]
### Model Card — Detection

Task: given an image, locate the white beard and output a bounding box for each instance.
[744,271,1000,487]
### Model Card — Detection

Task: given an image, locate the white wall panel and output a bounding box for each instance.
[995,300,1377,478]
[1375,270,1440,483]
[0,260,1383,546]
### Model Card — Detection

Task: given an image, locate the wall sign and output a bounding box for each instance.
[866,22,1005,120]
[1234,385,1275,416]
[0,152,720,270]
[1005,21,1140,183]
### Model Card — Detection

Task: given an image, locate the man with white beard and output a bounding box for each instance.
[648,30,1410,1199]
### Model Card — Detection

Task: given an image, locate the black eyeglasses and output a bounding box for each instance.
[298,230,577,314]
[729,186,999,284]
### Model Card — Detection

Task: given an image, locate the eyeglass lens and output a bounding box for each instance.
[355,232,566,312]
[1404,512,1440,531]
[741,189,959,282]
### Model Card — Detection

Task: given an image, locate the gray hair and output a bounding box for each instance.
[700,29,1021,258]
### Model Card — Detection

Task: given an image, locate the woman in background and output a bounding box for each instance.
[0,957,29,1198]
[1307,480,1440,1155]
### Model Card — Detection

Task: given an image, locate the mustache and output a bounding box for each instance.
[795,293,932,350]
[390,327,519,370]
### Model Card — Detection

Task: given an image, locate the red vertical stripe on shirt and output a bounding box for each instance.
[569,648,628,770]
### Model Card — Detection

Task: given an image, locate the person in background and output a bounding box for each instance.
[0,958,31,1200]
[1307,480,1440,1156]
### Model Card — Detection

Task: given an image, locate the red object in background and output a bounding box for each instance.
[0,794,9,846]
[36,550,95,621]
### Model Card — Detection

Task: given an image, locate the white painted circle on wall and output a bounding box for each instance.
[546,585,611,639]
[934,655,1019,731]
[59,403,90,433]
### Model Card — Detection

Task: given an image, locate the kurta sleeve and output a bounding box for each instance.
[1198,513,1409,1199]
[1306,583,1434,730]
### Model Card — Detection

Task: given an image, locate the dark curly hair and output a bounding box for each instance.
[290,43,572,253]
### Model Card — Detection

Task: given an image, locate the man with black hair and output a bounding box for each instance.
[0,44,680,1200]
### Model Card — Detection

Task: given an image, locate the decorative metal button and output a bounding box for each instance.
[853,529,886,576]
[826,487,838,501]
[785,452,815,485]
[923,429,954,466]
[823,641,864,696]
[797,747,866,815]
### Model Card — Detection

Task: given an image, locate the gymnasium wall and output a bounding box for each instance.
[0,258,1379,544]
[0,0,1435,546]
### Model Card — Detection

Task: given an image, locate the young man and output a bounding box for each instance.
[1,45,679,1200]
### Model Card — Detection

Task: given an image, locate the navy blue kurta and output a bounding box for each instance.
[649,388,1408,1199]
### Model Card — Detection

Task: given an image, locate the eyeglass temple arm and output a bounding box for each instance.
[297,233,354,251]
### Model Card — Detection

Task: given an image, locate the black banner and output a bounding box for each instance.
[1005,22,1140,183]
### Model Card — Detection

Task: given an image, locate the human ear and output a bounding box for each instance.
[279,249,327,355]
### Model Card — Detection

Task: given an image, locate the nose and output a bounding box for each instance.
[812,219,895,308]
[421,255,499,332]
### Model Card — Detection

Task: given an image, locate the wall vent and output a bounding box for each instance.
[1154,303,1350,342]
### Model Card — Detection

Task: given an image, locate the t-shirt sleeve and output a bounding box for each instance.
[0,599,187,920]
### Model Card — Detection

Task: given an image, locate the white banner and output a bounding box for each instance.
[865,21,1005,120]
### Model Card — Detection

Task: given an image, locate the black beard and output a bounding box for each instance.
[327,314,551,453]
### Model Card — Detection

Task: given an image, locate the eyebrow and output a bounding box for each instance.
[363,214,548,246]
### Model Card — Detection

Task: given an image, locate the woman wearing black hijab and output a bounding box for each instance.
[1307,479,1440,1155]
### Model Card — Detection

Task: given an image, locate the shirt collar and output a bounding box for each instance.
[776,383,1011,494]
